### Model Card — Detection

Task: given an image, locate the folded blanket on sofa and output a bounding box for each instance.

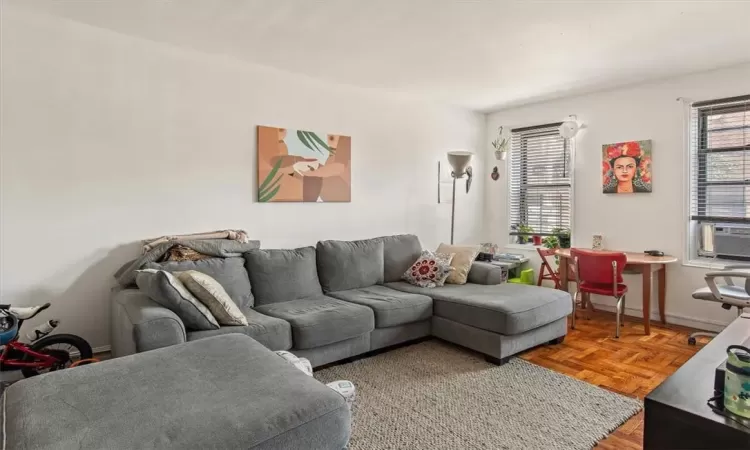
[114,239,260,287]
[143,229,250,253]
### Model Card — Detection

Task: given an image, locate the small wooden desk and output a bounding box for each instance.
[555,249,678,335]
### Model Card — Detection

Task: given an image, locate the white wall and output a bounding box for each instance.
[0,5,486,349]
[485,64,750,331]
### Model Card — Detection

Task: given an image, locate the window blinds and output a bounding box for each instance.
[689,94,750,224]
[509,123,571,237]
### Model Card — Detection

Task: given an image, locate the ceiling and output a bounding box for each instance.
[14,0,750,111]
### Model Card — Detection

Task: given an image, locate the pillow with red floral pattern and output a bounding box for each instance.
[402,251,455,288]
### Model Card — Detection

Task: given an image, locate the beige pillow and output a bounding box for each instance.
[436,243,481,285]
[177,270,248,326]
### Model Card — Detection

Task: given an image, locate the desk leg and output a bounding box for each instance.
[642,265,652,335]
[658,265,666,324]
[558,258,568,291]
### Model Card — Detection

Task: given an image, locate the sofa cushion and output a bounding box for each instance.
[375,234,423,283]
[186,308,292,351]
[328,285,432,328]
[177,270,248,326]
[146,257,254,308]
[436,243,481,285]
[385,281,572,335]
[2,334,350,450]
[135,269,219,331]
[402,250,454,288]
[316,239,384,292]
[255,295,374,349]
[244,247,323,306]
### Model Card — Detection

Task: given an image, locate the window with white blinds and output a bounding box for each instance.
[689,95,750,225]
[509,123,571,243]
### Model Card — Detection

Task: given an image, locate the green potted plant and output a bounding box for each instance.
[517,223,534,244]
[552,227,571,248]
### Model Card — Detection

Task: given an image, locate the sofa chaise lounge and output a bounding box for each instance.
[111,234,572,367]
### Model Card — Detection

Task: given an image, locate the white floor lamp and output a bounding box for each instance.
[447,151,474,245]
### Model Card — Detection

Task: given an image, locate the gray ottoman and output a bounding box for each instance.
[2,334,350,450]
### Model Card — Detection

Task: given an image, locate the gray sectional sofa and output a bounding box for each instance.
[111,234,572,367]
[3,334,350,450]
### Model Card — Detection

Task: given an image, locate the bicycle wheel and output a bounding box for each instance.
[21,334,93,378]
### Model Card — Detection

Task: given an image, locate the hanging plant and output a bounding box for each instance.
[491,126,509,160]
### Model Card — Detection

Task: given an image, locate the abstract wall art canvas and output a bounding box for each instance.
[257,126,351,202]
[602,140,652,194]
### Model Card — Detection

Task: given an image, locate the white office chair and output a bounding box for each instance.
[688,265,750,345]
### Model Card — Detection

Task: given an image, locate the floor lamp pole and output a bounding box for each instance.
[450,176,456,245]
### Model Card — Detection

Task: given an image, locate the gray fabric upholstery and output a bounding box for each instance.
[293,334,370,368]
[375,234,423,283]
[370,320,431,351]
[146,257,254,308]
[135,270,219,331]
[432,316,567,360]
[316,239,385,292]
[110,288,187,357]
[187,308,292,351]
[467,262,506,285]
[244,247,323,305]
[386,281,572,335]
[3,334,350,450]
[328,285,432,328]
[256,295,375,349]
[115,239,261,287]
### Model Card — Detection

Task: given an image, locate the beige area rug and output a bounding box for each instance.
[315,340,642,450]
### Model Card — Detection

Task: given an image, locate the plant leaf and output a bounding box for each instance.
[259,175,282,197]
[259,184,281,202]
[259,158,284,193]
[307,132,331,153]
[298,131,321,154]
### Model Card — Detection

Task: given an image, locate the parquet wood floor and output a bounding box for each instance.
[520,311,710,449]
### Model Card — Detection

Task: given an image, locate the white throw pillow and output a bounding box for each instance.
[177,270,248,326]
[436,243,481,285]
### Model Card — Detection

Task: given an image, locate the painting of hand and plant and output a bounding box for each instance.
[257,126,351,202]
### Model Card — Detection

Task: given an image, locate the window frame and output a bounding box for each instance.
[508,123,573,246]
[686,94,750,266]
[693,103,750,224]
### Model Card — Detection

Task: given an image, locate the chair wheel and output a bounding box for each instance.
[688,337,697,346]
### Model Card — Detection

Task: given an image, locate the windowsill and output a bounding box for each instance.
[682,258,728,270]
[506,244,543,251]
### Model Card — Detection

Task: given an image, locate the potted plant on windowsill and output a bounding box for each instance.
[517,223,534,244]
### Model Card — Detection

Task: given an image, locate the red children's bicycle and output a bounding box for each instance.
[0,303,93,378]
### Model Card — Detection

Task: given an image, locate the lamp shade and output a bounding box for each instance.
[447,151,474,178]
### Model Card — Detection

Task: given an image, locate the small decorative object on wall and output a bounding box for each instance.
[592,234,603,250]
[491,166,500,181]
[602,140,652,194]
[257,126,351,202]
[491,126,509,160]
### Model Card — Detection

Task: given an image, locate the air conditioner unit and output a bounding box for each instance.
[713,224,750,259]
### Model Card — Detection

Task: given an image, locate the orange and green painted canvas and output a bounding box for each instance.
[257,126,351,202]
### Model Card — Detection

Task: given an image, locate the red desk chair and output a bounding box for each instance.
[570,248,628,338]
[537,247,577,290]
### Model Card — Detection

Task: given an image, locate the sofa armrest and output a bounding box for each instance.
[110,288,186,357]
[467,262,507,285]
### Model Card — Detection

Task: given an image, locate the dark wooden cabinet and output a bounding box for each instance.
[645,314,750,449]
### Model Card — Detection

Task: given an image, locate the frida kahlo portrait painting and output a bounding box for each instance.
[257,126,351,202]
[602,140,652,194]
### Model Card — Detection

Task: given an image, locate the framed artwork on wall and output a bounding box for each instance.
[602,140,652,194]
[257,126,351,202]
